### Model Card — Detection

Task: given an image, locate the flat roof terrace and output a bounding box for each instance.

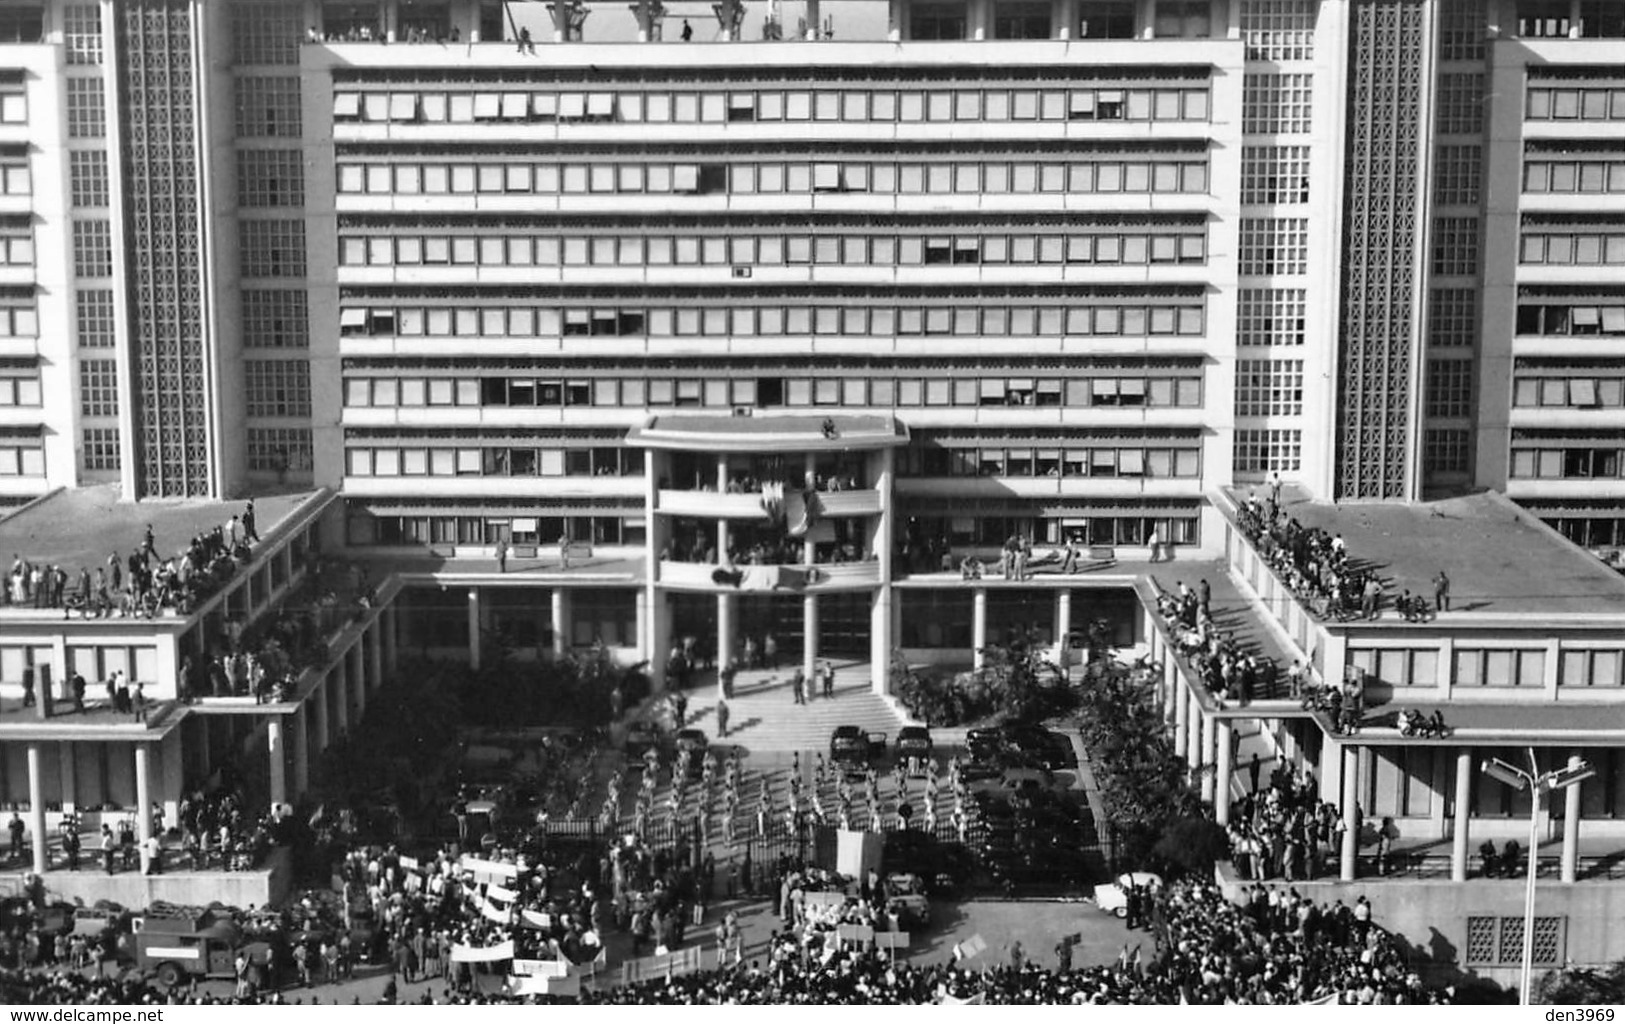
[1220,488,1625,622]
[0,486,318,581]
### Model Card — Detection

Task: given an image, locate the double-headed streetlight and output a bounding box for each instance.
[1479,750,1595,1006]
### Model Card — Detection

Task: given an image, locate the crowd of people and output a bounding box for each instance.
[580,878,1449,1004]
[1234,491,1386,622]
[1154,580,1278,704]
[1224,764,1348,883]
[4,505,261,622]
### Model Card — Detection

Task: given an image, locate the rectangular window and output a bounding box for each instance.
[81,427,120,471]
[1234,359,1304,416]
[75,288,115,347]
[247,427,313,472]
[235,75,301,137]
[1239,218,1308,275]
[245,359,312,417]
[68,150,108,208]
[66,77,103,137]
[1243,73,1312,134]
[1234,428,1301,473]
[1426,359,1474,418]
[1432,216,1480,277]
[78,358,118,417]
[240,220,307,278]
[72,219,112,277]
[1240,145,1309,205]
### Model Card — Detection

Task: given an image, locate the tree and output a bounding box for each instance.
[1151,816,1230,877]
[1536,960,1625,1005]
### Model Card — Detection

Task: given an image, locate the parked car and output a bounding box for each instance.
[895,726,933,768]
[830,725,886,772]
[884,873,931,928]
[1092,871,1163,918]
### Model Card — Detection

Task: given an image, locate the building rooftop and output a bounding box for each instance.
[1222,488,1625,621]
[630,413,907,452]
[0,486,319,577]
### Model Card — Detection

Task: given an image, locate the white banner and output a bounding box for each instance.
[450,939,513,964]
[486,884,518,904]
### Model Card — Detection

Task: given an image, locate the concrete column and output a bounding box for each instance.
[1320,737,1343,806]
[806,0,821,37]
[1172,676,1190,760]
[384,603,398,676]
[25,743,45,874]
[1451,748,1473,882]
[350,644,366,720]
[368,623,382,697]
[161,732,181,830]
[552,589,570,659]
[1164,659,1179,726]
[1562,752,1583,883]
[1055,0,1077,37]
[134,744,151,874]
[1340,746,1360,881]
[1215,719,1233,823]
[888,0,902,39]
[803,594,819,679]
[1568,0,1581,37]
[313,675,330,753]
[467,588,483,672]
[1054,589,1072,669]
[870,588,891,693]
[58,743,76,813]
[267,719,287,807]
[1224,0,1241,37]
[970,0,988,38]
[292,707,310,799]
[1199,711,1216,802]
[717,594,736,673]
[648,589,671,691]
[1140,0,1157,37]
[1186,688,1203,771]
[383,0,399,42]
[971,587,987,669]
[332,661,349,737]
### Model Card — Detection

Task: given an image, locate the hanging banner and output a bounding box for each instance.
[450,940,514,964]
[520,909,552,930]
[479,897,512,925]
[510,958,569,979]
[486,884,518,904]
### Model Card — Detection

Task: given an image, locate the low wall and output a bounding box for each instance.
[1215,862,1625,990]
[5,846,290,910]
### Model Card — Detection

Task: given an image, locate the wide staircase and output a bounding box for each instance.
[670,663,910,754]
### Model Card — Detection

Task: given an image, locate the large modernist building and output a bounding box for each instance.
[0,0,1623,983]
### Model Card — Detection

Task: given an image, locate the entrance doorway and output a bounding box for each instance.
[818,591,872,658]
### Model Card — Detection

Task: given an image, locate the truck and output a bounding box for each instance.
[132,906,271,987]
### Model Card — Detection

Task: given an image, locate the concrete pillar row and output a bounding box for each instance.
[1214,719,1233,823]
[1561,751,1584,884]
[267,718,287,808]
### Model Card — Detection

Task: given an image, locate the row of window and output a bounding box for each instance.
[1510,446,1625,479]
[1234,428,1302,473]
[1514,377,1625,408]
[1527,86,1625,121]
[81,426,119,472]
[337,228,1209,270]
[0,233,34,267]
[895,444,1202,479]
[245,360,312,418]
[899,510,1201,549]
[1234,359,1305,417]
[1349,645,1623,688]
[1523,158,1625,194]
[351,513,646,550]
[339,300,1209,340]
[346,446,639,479]
[1519,230,1625,266]
[1516,303,1625,336]
[332,84,1213,127]
[1549,515,1625,549]
[78,359,117,417]
[347,372,1206,411]
[335,156,1211,197]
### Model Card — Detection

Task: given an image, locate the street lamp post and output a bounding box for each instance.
[1479,749,1595,1006]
